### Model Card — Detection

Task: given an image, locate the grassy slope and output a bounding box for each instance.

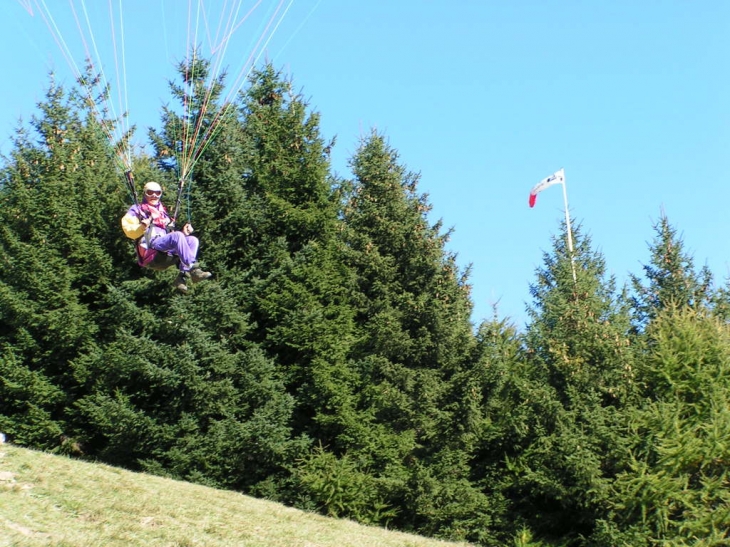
[0,443,474,547]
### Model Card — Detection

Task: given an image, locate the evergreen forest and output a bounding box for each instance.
[1,61,729,547]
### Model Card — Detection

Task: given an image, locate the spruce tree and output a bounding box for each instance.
[0,76,124,449]
[463,313,536,544]
[630,213,713,329]
[505,220,637,544]
[70,282,309,496]
[232,64,338,263]
[321,131,488,540]
[157,61,362,502]
[601,308,730,545]
[0,65,311,500]
[65,58,313,494]
[223,64,353,411]
[345,131,474,373]
[147,53,236,246]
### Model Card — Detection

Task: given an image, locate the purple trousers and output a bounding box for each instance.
[150,232,200,272]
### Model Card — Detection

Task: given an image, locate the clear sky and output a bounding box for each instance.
[1,1,728,329]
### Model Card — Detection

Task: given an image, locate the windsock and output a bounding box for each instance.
[529,168,565,207]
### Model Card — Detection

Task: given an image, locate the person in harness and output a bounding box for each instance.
[121,181,211,292]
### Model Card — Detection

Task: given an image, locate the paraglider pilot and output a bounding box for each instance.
[121,181,211,292]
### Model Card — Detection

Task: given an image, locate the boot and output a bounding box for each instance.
[173,271,189,292]
[189,267,212,284]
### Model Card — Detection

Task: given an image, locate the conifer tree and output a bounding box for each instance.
[157,61,361,501]
[601,308,730,545]
[708,278,730,322]
[0,66,309,499]
[63,58,312,494]
[0,77,124,448]
[345,131,474,373]
[148,53,237,249]
[232,64,338,264]
[630,213,713,329]
[70,282,309,496]
[526,221,636,406]
[504,220,637,543]
[317,131,488,539]
[224,64,351,403]
[462,313,535,544]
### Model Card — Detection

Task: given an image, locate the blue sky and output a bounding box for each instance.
[1,1,728,329]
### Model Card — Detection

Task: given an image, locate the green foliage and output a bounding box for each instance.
[236,64,338,259]
[605,308,730,545]
[512,527,554,547]
[5,58,730,547]
[402,452,497,545]
[337,131,489,541]
[295,445,399,526]
[0,349,65,447]
[345,131,473,370]
[148,53,228,183]
[70,283,309,495]
[488,221,639,545]
[344,132,475,426]
[0,77,124,450]
[631,213,714,329]
[526,221,636,407]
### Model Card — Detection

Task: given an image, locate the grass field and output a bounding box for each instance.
[0,443,474,547]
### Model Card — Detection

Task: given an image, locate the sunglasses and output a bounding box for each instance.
[145,190,162,197]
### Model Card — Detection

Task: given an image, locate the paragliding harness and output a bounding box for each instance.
[124,171,187,271]
[137,230,179,271]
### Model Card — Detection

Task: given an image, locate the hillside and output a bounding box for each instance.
[0,443,473,547]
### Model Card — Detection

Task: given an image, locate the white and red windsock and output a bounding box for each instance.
[529,168,565,207]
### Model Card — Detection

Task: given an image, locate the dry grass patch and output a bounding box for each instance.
[0,444,474,547]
